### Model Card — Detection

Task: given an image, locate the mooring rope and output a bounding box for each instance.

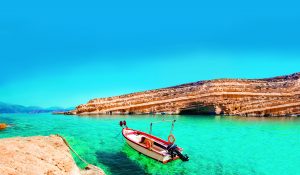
[113,131,122,139]
[55,134,99,171]
[56,134,106,174]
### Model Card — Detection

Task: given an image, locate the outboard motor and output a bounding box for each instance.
[167,144,189,161]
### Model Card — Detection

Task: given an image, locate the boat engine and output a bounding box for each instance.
[167,144,189,161]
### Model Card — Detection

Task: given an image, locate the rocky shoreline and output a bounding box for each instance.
[0,135,105,175]
[69,72,300,117]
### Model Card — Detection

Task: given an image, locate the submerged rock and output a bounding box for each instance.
[71,72,300,117]
[0,135,105,175]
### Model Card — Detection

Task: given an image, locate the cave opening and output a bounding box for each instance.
[179,103,218,115]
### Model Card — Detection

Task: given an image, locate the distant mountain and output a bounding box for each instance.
[0,102,73,113]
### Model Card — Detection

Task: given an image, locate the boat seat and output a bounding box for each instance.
[127,134,143,143]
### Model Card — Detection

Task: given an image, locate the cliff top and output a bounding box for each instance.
[88,72,300,102]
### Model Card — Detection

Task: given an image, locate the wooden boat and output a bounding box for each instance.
[120,120,189,163]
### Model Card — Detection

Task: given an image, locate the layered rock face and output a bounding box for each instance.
[73,73,300,117]
[0,135,105,175]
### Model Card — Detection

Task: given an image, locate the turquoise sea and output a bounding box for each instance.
[0,114,300,175]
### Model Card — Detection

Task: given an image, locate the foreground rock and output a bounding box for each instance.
[0,135,105,175]
[71,72,300,117]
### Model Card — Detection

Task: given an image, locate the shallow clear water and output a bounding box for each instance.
[1,114,300,175]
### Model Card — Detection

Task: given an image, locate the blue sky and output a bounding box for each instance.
[0,1,299,107]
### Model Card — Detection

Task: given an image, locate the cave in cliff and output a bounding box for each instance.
[179,103,218,115]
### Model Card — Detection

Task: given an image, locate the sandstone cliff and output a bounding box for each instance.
[0,135,105,175]
[72,73,300,117]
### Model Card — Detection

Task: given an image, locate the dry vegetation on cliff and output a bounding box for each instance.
[72,73,300,117]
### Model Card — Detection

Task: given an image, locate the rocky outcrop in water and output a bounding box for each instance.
[0,123,7,130]
[72,73,300,117]
[0,135,105,175]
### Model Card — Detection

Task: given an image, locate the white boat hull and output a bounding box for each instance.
[125,138,172,163]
